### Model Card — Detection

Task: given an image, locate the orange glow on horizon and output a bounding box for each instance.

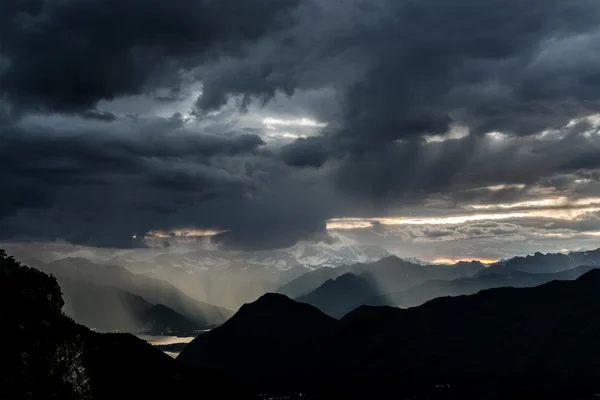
[433,258,499,265]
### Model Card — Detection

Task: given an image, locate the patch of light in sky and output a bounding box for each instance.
[470,197,600,210]
[485,184,527,191]
[263,117,328,128]
[134,229,227,239]
[326,203,600,231]
[258,116,328,141]
[327,213,531,230]
[486,131,508,140]
[424,124,469,143]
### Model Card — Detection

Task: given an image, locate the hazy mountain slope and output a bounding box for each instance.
[40,257,232,326]
[0,250,248,400]
[58,277,151,331]
[179,269,600,398]
[295,273,382,318]
[367,265,598,308]
[284,249,600,313]
[279,267,345,298]
[138,304,202,335]
[279,257,485,299]
[144,265,301,311]
[43,273,205,335]
[112,244,391,309]
[3,243,391,310]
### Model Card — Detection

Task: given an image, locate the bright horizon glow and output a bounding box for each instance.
[433,258,499,265]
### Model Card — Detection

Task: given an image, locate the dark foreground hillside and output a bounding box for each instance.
[181,268,600,399]
[0,250,248,400]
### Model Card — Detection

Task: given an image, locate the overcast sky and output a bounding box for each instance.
[2,0,600,262]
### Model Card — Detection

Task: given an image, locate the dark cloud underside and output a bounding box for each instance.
[1,0,600,252]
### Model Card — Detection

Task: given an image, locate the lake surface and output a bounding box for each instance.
[137,335,196,346]
[137,335,197,358]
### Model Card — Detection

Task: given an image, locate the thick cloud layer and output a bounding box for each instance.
[2,0,600,253]
[197,0,600,141]
[0,0,299,113]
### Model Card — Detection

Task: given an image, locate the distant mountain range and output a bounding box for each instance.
[94,242,392,274]
[3,242,392,310]
[286,249,600,318]
[366,264,598,308]
[284,257,487,298]
[9,243,600,334]
[479,248,600,275]
[6,243,390,310]
[29,257,232,335]
[179,269,600,398]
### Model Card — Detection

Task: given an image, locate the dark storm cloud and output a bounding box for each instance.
[374,126,600,205]
[0,0,300,113]
[0,118,266,176]
[503,212,600,234]
[3,0,600,251]
[212,213,333,251]
[280,136,332,168]
[193,0,600,164]
[448,186,530,207]
[80,109,117,122]
[0,116,275,247]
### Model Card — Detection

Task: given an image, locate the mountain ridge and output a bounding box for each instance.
[179,268,600,398]
[280,256,485,302]
[177,292,337,381]
[296,273,381,318]
[39,257,232,327]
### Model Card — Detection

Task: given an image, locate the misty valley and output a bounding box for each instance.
[3,245,600,399]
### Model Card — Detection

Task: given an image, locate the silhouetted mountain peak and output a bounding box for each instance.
[230,292,334,331]
[576,268,600,283]
[455,260,485,267]
[178,292,337,376]
[323,272,366,286]
[252,292,295,305]
[295,272,381,318]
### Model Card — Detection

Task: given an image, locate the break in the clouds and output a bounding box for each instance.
[1,0,600,257]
